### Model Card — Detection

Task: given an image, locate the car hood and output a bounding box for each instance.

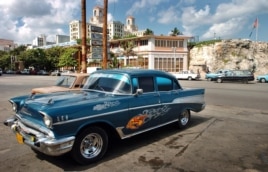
[26,91,109,109]
[31,86,73,94]
[16,90,128,121]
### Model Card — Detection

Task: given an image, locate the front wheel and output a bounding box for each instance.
[71,126,108,165]
[217,78,222,83]
[178,109,191,129]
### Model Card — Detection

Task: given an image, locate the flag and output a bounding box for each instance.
[249,18,258,38]
[253,18,258,28]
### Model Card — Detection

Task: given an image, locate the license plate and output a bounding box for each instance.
[16,133,24,144]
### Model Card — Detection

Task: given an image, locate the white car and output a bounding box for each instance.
[171,70,200,80]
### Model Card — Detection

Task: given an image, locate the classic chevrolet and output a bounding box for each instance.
[31,73,89,94]
[4,69,205,165]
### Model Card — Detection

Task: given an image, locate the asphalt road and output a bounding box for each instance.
[0,75,268,172]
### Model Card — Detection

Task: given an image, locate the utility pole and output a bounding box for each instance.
[81,0,87,73]
[102,0,108,69]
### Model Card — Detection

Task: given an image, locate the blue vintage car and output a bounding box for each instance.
[205,69,229,81]
[256,74,268,83]
[4,69,205,164]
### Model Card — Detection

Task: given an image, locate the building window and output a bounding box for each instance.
[154,56,183,72]
[179,40,184,47]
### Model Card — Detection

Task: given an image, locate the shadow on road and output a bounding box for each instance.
[33,115,210,171]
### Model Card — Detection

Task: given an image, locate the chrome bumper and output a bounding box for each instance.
[4,117,75,156]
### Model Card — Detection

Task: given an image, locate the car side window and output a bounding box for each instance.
[156,77,172,91]
[132,77,155,93]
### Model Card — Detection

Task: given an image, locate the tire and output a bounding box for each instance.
[71,126,108,165]
[188,77,192,81]
[217,78,222,83]
[178,109,191,129]
[260,78,266,83]
[207,78,212,81]
[243,79,248,84]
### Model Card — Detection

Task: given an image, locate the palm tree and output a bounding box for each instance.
[121,41,136,66]
[170,27,182,36]
[144,28,154,35]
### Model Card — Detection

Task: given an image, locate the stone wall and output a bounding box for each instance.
[189,39,268,77]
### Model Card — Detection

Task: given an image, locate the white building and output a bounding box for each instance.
[109,35,191,72]
[108,21,124,39]
[69,20,83,41]
[32,34,47,47]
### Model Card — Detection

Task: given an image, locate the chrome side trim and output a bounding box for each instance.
[116,119,178,139]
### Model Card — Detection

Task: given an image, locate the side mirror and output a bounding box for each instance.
[134,88,143,96]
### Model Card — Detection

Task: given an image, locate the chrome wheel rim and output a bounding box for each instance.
[80,133,103,159]
[180,110,189,126]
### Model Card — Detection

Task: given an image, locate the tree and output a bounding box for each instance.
[58,48,78,70]
[170,27,182,36]
[109,52,120,68]
[144,28,154,35]
[121,41,136,66]
[44,46,64,71]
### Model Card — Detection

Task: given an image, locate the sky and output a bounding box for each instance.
[0,0,268,45]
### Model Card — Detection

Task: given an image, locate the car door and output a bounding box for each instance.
[156,76,182,123]
[123,76,162,135]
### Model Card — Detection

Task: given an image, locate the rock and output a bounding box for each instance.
[189,39,268,76]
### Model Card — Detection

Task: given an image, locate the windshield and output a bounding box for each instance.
[55,75,76,88]
[83,73,131,94]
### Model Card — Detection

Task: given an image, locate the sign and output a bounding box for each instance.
[91,33,103,41]
[90,25,103,33]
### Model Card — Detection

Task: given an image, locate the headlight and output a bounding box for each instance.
[40,111,53,128]
[12,103,18,112]
[9,100,18,112]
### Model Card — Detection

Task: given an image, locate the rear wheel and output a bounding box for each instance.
[188,77,192,81]
[260,78,266,83]
[71,126,108,165]
[178,109,191,129]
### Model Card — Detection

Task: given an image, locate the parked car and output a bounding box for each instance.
[37,70,49,75]
[4,69,205,164]
[205,69,229,81]
[20,69,30,75]
[171,70,200,80]
[215,70,254,83]
[50,70,61,76]
[256,74,268,83]
[5,69,16,74]
[0,68,2,76]
[31,73,89,94]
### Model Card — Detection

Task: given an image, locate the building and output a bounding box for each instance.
[0,39,16,52]
[32,34,47,47]
[69,20,83,41]
[90,6,104,26]
[68,5,192,71]
[108,21,124,39]
[56,35,70,44]
[109,35,191,72]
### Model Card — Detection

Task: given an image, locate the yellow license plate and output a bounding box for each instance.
[16,133,24,144]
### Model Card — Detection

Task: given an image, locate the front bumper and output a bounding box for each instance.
[4,117,75,156]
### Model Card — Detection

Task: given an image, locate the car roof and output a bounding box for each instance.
[92,69,175,78]
[61,73,90,76]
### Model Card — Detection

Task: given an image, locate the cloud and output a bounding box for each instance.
[181,0,268,40]
[202,17,246,40]
[0,0,80,44]
[126,0,165,15]
[157,6,180,24]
